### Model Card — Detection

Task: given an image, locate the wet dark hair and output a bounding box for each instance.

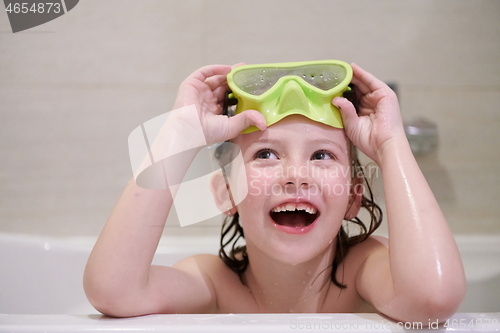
[217,84,383,288]
[215,140,383,288]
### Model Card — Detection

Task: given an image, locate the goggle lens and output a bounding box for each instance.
[232,63,348,95]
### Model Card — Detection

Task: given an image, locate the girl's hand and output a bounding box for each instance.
[172,64,266,145]
[333,63,406,165]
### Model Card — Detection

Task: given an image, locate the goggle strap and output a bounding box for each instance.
[343,84,360,115]
[222,90,238,117]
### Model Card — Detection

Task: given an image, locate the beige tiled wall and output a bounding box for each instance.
[1,0,499,237]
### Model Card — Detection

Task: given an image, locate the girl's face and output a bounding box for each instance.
[233,115,354,265]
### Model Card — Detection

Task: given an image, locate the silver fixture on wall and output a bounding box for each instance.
[404,117,439,156]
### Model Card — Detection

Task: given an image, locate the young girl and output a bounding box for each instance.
[83,61,465,323]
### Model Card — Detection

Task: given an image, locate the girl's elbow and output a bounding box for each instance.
[83,279,114,316]
[416,268,467,321]
[425,291,464,322]
[84,287,141,318]
[410,285,466,323]
[433,274,466,318]
[83,274,130,317]
[389,282,466,324]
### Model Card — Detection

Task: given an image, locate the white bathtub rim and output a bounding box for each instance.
[0,232,221,255]
[1,313,500,333]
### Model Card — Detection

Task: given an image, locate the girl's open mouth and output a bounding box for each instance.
[269,202,320,230]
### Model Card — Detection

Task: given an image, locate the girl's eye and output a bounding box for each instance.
[255,149,278,159]
[311,150,334,160]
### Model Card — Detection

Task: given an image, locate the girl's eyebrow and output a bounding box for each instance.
[248,138,346,153]
[248,138,281,146]
[251,138,341,145]
[309,139,345,151]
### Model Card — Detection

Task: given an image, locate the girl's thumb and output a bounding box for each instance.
[226,110,267,139]
[333,97,358,129]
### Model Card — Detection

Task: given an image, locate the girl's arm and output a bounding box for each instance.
[84,178,217,316]
[334,64,466,323]
[83,65,266,317]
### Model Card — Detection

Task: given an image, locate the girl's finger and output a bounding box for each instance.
[214,85,229,104]
[205,74,228,92]
[332,97,359,130]
[226,110,267,139]
[231,62,246,68]
[186,64,232,83]
[350,65,373,95]
[350,76,370,96]
[351,63,388,94]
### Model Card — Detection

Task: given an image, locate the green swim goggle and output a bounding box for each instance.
[226,60,354,133]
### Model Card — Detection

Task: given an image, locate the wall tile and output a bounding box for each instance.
[0,0,499,237]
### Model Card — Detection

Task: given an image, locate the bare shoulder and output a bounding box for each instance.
[321,236,389,312]
[173,254,253,313]
[345,235,388,262]
[341,235,390,302]
[341,235,389,276]
[173,253,232,282]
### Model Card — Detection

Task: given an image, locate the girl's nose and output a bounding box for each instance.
[280,161,312,191]
[284,180,308,188]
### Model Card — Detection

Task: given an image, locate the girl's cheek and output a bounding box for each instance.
[243,163,352,199]
[318,178,352,199]
[247,166,275,198]
[312,166,352,199]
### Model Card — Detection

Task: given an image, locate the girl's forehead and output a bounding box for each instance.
[234,115,348,149]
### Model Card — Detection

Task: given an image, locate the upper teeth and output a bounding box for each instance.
[271,202,317,215]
